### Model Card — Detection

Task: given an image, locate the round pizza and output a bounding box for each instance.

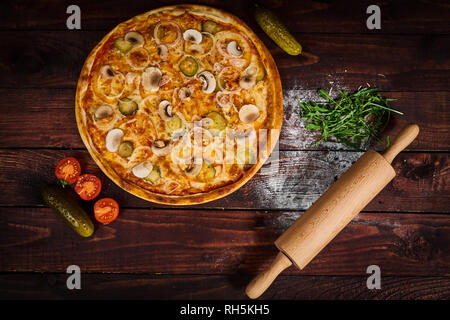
[75,5,283,205]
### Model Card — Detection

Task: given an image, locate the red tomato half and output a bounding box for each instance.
[55,157,81,184]
[94,198,119,225]
[74,174,102,200]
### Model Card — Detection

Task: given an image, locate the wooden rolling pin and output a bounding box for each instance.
[246,124,420,299]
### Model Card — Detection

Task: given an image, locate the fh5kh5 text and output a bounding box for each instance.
[179,304,270,317]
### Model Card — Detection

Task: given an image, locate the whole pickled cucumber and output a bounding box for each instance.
[254,7,302,56]
[41,185,94,237]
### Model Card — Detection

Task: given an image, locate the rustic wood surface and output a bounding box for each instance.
[1,208,449,275]
[1,32,449,91]
[0,0,449,300]
[1,274,449,300]
[0,150,449,212]
[1,89,448,151]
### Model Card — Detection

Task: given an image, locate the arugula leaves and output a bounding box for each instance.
[298,87,403,150]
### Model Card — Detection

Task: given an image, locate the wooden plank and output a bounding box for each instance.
[0,150,450,212]
[0,273,448,300]
[0,149,448,211]
[1,207,449,275]
[1,89,448,151]
[1,0,449,34]
[0,31,449,91]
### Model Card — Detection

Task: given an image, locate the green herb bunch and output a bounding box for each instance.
[298,87,403,150]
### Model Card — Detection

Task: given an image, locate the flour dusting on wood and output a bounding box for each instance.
[281,89,353,150]
[254,151,362,211]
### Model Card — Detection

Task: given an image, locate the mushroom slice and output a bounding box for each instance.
[125,31,145,47]
[183,29,202,44]
[105,128,124,152]
[178,86,193,101]
[239,104,260,124]
[151,139,172,156]
[197,71,216,94]
[142,67,162,92]
[95,105,114,120]
[185,162,202,177]
[158,100,173,121]
[239,63,258,89]
[239,73,256,90]
[157,44,168,60]
[239,64,258,90]
[100,65,115,79]
[227,40,243,56]
[132,161,153,178]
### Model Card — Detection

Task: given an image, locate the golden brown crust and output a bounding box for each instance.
[76,4,283,205]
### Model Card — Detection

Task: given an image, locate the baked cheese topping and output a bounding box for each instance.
[79,7,278,196]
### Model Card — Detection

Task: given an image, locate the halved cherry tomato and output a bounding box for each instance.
[55,157,81,184]
[94,198,119,225]
[74,174,102,200]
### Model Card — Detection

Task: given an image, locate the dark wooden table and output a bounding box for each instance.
[0,0,449,300]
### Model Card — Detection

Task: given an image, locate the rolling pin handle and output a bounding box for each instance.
[382,124,419,164]
[245,252,292,299]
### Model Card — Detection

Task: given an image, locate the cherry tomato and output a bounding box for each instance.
[74,174,102,200]
[94,198,119,225]
[55,157,81,184]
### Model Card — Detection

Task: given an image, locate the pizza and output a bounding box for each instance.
[75,5,283,205]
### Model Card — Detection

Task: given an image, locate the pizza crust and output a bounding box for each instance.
[75,4,283,205]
